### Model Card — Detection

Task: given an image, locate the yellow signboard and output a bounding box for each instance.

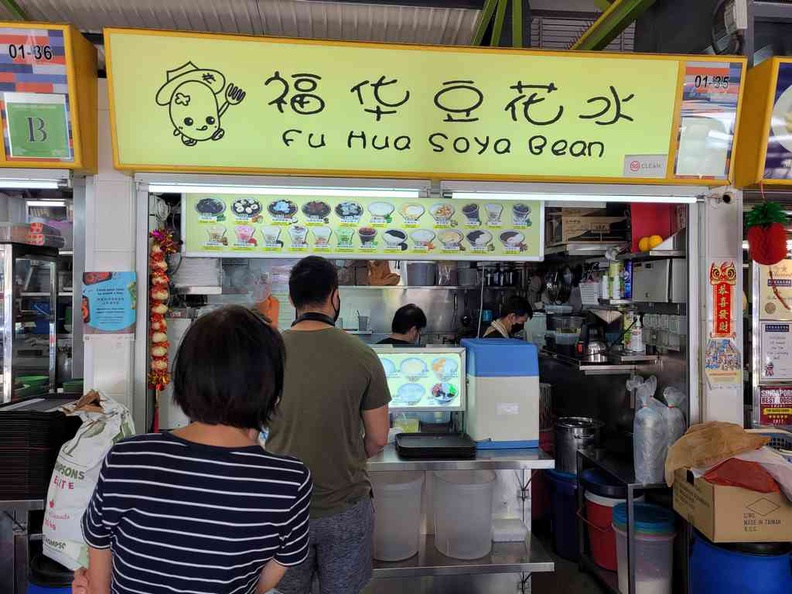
[106,28,744,184]
[0,22,97,172]
[736,57,792,187]
[184,193,542,262]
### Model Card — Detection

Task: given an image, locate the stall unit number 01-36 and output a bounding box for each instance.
[8,44,54,61]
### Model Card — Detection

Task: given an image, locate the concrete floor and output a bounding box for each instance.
[531,553,605,593]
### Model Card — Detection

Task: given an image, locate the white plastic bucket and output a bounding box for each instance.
[613,525,675,594]
[372,472,424,561]
[433,470,496,560]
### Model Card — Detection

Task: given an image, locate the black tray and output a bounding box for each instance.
[395,433,476,459]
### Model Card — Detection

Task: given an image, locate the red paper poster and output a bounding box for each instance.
[759,386,792,426]
[709,261,736,338]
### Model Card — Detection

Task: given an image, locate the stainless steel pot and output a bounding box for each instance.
[554,417,604,474]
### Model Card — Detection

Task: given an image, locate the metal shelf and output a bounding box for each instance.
[370,573,535,593]
[545,241,629,257]
[616,250,685,261]
[339,285,516,291]
[372,533,554,578]
[540,350,659,376]
[368,444,554,473]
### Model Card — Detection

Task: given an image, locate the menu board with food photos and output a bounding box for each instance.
[373,347,465,412]
[182,193,543,261]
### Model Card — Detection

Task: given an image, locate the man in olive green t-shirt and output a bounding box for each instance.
[267,256,390,594]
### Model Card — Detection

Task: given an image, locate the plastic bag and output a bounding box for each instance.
[665,422,770,486]
[633,377,668,484]
[43,391,135,569]
[704,458,780,493]
[661,387,687,447]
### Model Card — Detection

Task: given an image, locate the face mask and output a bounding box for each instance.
[511,323,525,336]
[331,291,341,323]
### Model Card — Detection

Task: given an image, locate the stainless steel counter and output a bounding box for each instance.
[368,445,555,472]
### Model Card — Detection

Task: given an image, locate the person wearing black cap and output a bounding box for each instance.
[378,303,427,346]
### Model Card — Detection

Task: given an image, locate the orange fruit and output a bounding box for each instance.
[649,235,663,249]
[638,237,650,252]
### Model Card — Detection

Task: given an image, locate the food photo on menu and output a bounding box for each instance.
[374,349,464,410]
[183,193,541,260]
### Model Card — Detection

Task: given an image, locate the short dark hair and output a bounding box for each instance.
[172,306,285,429]
[289,256,338,309]
[501,295,533,319]
[392,304,427,334]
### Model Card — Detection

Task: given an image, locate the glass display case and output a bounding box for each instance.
[0,242,57,403]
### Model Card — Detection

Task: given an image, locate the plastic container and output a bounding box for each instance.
[372,471,424,561]
[545,469,578,560]
[27,553,72,593]
[583,491,645,571]
[690,534,792,594]
[612,503,676,594]
[433,470,495,559]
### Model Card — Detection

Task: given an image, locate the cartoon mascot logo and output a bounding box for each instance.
[156,62,246,147]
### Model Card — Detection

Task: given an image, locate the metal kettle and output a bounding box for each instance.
[576,322,608,362]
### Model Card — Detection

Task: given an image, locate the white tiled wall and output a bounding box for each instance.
[82,79,137,414]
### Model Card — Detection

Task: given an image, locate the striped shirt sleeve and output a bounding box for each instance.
[81,451,115,550]
[274,467,313,566]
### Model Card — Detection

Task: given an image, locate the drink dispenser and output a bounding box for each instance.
[462,339,540,449]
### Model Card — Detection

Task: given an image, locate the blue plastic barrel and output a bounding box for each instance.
[690,534,791,594]
[545,468,578,560]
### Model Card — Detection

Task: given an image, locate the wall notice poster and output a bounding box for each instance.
[106,29,743,183]
[82,272,137,335]
[765,62,792,180]
[709,261,737,338]
[704,338,741,387]
[759,386,792,427]
[182,194,543,261]
[759,261,792,320]
[760,321,792,381]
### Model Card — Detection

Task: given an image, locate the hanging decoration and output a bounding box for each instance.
[746,201,789,266]
[148,229,179,390]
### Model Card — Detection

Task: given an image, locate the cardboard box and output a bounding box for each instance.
[545,215,628,246]
[673,468,792,542]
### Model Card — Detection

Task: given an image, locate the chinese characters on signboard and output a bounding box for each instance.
[105,30,744,181]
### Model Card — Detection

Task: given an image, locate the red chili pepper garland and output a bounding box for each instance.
[148,229,179,390]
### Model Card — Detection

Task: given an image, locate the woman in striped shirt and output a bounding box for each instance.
[74,306,312,594]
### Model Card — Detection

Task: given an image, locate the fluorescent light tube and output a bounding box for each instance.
[148,184,422,199]
[0,180,60,189]
[27,200,67,207]
[450,191,697,204]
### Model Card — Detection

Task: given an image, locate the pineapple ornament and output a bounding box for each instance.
[746,202,788,266]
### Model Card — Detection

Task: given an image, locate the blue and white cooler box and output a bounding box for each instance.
[461,339,539,449]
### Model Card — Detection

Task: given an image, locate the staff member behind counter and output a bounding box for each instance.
[482,295,533,339]
[378,304,427,346]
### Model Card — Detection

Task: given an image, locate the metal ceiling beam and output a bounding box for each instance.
[310,0,486,8]
[473,0,530,48]
[571,0,654,50]
[752,0,792,23]
[0,0,28,20]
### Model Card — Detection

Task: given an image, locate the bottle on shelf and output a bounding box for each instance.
[493,264,502,287]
